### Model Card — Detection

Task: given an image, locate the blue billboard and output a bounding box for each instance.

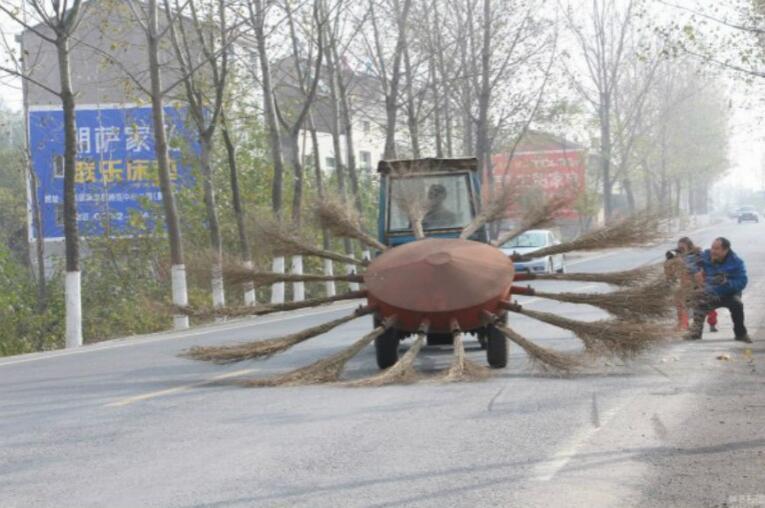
[28,105,196,240]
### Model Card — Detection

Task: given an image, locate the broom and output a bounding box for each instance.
[526,278,674,320]
[346,330,427,386]
[314,199,388,252]
[493,194,571,247]
[179,290,367,320]
[512,212,665,260]
[180,305,374,364]
[501,302,671,357]
[496,323,583,373]
[460,185,517,240]
[220,263,364,287]
[254,220,366,266]
[530,262,664,287]
[238,320,394,387]
[443,333,491,382]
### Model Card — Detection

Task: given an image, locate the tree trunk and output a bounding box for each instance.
[600,95,613,221]
[403,43,420,158]
[198,134,225,308]
[56,34,82,348]
[147,0,188,329]
[286,132,303,226]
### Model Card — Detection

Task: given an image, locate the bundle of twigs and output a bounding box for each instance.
[515,212,665,259]
[220,263,364,287]
[532,278,674,320]
[442,333,491,382]
[238,324,390,387]
[460,185,517,240]
[533,262,663,287]
[346,333,426,386]
[178,290,367,320]
[504,304,671,357]
[493,194,571,247]
[496,324,583,373]
[314,199,387,252]
[180,306,374,364]
[254,220,365,266]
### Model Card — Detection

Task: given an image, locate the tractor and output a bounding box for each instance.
[370,158,510,369]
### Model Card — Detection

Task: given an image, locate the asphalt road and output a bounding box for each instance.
[1,221,764,508]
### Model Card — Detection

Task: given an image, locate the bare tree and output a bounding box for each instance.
[0,0,89,346]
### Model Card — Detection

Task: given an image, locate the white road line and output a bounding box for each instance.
[531,398,632,482]
[104,368,255,408]
[0,302,360,368]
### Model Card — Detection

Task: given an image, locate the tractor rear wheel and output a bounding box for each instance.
[486,325,508,368]
[375,328,400,369]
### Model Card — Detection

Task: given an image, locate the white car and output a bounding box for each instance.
[499,229,566,274]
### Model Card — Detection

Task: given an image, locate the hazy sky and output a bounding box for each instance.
[0,0,763,192]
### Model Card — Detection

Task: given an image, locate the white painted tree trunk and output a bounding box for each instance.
[323,258,336,297]
[270,256,285,304]
[65,270,82,348]
[362,249,371,262]
[211,263,225,308]
[243,260,256,306]
[291,255,305,302]
[346,263,360,291]
[172,264,189,330]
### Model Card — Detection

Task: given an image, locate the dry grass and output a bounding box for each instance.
[533,278,674,320]
[180,306,373,364]
[442,333,492,382]
[345,333,426,386]
[493,194,570,247]
[178,290,367,320]
[237,325,388,387]
[535,263,663,287]
[508,306,672,358]
[390,171,428,240]
[497,324,583,373]
[314,199,387,252]
[524,212,665,258]
[461,185,517,240]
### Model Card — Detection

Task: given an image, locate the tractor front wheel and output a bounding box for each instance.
[375,328,400,369]
[486,325,508,368]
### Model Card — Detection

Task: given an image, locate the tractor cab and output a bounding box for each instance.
[377,157,489,247]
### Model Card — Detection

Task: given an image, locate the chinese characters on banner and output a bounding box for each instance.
[29,106,195,239]
[491,150,586,219]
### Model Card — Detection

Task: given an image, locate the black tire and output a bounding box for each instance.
[375,328,400,369]
[486,325,508,368]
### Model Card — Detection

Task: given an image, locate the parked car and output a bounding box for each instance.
[737,206,760,223]
[499,229,566,274]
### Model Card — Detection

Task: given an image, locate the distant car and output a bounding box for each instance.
[737,206,760,223]
[499,229,566,274]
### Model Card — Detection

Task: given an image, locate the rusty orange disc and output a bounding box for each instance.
[363,238,515,332]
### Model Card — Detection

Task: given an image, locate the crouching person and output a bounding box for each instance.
[686,237,752,343]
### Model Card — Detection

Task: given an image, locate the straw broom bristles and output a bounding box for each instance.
[496,324,583,373]
[345,333,426,386]
[460,185,517,240]
[220,263,364,287]
[238,323,392,387]
[255,220,366,266]
[493,194,570,247]
[180,306,374,364]
[504,305,670,357]
[442,333,491,382]
[533,262,663,287]
[315,199,388,252]
[532,278,674,320]
[517,212,665,259]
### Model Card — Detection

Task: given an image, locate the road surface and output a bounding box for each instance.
[1,222,764,507]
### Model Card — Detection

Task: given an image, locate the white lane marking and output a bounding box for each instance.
[104,368,255,408]
[531,398,632,482]
[0,302,360,368]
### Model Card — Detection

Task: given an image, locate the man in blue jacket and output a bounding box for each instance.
[686,237,752,342]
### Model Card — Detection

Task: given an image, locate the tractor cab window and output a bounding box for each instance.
[388,172,473,232]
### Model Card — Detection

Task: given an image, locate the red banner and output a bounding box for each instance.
[491,149,586,219]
